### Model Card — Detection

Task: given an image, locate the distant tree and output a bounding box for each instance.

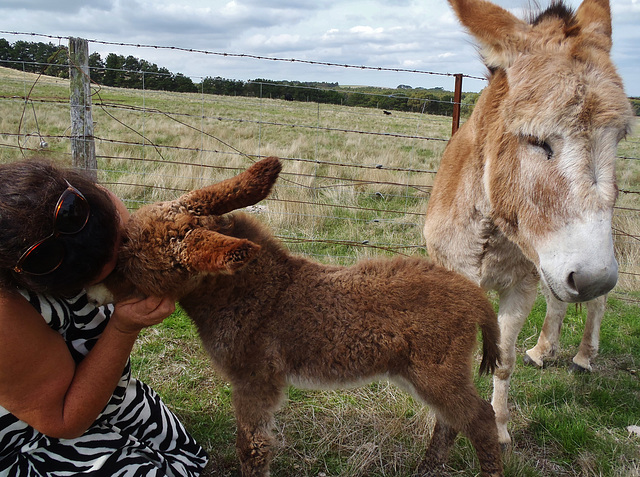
[121,55,142,88]
[11,41,33,65]
[103,53,123,86]
[201,76,245,95]
[139,61,160,89]
[89,52,105,83]
[154,67,174,90]
[200,76,218,94]
[0,39,11,61]
[44,45,68,78]
[172,73,197,93]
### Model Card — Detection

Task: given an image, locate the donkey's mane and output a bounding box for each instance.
[530,0,576,27]
[481,1,580,78]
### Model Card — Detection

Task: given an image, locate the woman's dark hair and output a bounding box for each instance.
[0,159,120,297]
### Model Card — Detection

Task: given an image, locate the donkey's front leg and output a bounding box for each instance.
[493,278,538,446]
[233,383,284,477]
[571,295,606,372]
[524,284,567,368]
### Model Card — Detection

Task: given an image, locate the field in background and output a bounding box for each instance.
[2,66,639,288]
[1,66,640,476]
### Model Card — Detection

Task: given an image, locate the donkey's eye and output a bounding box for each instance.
[527,137,554,160]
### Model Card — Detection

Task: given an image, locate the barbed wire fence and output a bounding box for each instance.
[1,33,639,302]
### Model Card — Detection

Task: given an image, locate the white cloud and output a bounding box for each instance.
[220,0,249,17]
[349,25,385,37]
[245,33,301,51]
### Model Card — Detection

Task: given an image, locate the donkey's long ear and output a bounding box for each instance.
[448,0,530,69]
[178,228,260,273]
[180,156,282,217]
[575,0,612,51]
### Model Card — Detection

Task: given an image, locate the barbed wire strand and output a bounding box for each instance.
[0,31,487,81]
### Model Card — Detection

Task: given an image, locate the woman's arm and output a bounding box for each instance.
[0,291,174,439]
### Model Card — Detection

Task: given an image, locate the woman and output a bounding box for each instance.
[0,159,207,476]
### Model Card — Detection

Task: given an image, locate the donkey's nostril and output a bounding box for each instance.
[566,271,578,294]
[566,265,618,302]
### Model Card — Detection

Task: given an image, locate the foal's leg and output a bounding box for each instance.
[493,277,538,446]
[415,418,458,476]
[409,359,502,477]
[524,284,567,368]
[414,383,502,477]
[570,295,606,372]
[233,382,285,477]
[459,397,503,477]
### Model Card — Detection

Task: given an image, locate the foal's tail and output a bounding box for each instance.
[478,302,501,376]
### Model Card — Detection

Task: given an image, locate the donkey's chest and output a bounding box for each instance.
[428,209,538,293]
[477,230,539,292]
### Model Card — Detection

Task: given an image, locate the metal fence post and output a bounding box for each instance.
[451,73,463,136]
[69,37,97,179]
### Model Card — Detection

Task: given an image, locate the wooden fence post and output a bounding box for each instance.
[451,73,463,136]
[69,37,97,179]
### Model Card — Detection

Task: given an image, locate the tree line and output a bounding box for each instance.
[1,38,638,117]
[0,39,199,92]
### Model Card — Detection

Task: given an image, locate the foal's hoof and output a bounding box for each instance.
[413,464,446,477]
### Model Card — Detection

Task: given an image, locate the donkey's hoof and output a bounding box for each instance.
[569,362,591,373]
[499,441,512,454]
[523,353,542,368]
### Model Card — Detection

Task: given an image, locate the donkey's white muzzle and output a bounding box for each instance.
[538,214,617,303]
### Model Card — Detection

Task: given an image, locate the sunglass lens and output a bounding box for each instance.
[19,239,65,275]
[55,189,90,234]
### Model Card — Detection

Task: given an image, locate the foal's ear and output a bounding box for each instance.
[179,156,282,217]
[447,0,530,69]
[575,0,612,51]
[179,228,260,273]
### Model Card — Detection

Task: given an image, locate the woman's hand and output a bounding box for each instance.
[110,296,175,335]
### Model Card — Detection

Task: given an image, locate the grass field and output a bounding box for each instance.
[1,66,640,476]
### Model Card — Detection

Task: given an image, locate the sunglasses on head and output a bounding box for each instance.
[13,180,91,276]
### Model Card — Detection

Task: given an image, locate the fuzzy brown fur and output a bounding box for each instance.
[89,157,503,477]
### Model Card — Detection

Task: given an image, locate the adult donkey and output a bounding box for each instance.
[423,0,633,446]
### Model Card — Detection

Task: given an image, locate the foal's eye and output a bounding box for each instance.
[527,137,554,160]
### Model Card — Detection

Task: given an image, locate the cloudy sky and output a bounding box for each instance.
[1,0,639,96]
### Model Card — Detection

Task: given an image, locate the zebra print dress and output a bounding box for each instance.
[0,290,208,476]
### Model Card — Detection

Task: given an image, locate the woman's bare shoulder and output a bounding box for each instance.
[0,289,49,336]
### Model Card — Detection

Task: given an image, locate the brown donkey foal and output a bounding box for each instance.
[88,157,503,477]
